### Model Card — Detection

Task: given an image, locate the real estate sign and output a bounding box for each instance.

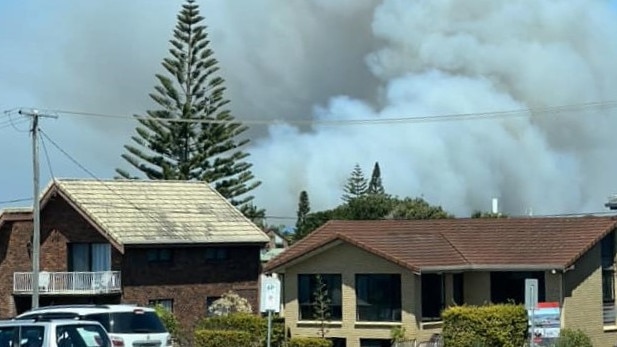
[528,302,561,346]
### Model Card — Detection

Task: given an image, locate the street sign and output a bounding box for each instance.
[525,279,539,310]
[260,274,281,313]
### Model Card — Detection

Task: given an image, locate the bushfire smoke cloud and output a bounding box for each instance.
[3,0,617,220]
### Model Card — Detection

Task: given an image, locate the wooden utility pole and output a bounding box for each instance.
[18,109,56,309]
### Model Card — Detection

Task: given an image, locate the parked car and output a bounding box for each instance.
[0,316,111,347]
[15,305,171,347]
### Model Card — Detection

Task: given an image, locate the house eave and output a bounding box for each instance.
[419,263,566,273]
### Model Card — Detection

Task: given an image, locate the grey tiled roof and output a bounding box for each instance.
[43,179,269,245]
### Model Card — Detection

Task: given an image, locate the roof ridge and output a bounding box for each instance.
[440,232,471,265]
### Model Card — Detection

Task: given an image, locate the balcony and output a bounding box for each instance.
[13,271,122,295]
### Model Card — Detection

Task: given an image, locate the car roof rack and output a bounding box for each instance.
[28,304,111,311]
[31,313,82,322]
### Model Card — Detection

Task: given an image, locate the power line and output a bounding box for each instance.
[0,197,32,205]
[39,130,181,232]
[14,100,617,127]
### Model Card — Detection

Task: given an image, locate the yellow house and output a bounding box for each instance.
[264,217,617,347]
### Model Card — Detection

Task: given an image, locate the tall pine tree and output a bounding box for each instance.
[116,0,261,214]
[342,164,368,202]
[367,161,385,195]
[294,190,311,241]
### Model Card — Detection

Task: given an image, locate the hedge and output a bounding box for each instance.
[288,337,332,347]
[194,330,253,347]
[442,303,528,347]
[196,313,286,347]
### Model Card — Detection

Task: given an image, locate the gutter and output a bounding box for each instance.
[419,263,566,273]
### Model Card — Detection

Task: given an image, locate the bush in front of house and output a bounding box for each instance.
[194,329,253,347]
[287,337,333,347]
[196,312,286,347]
[441,303,527,347]
[553,328,593,347]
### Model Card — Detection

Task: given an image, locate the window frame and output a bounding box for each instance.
[602,233,616,325]
[421,273,445,321]
[205,247,228,261]
[355,274,401,322]
[146,248,173,264]
[148,299,174,313]
[298,274,343,321]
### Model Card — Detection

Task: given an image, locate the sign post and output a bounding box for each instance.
[260,274,281,347]
[525,279,539,347]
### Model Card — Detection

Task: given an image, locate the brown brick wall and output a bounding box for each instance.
[1,195,263,331]
[0,219,33,318]
[121,245,261,329]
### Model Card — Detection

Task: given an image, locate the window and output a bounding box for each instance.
[205,247,228,261]
[298,274,342,320]
[421,273,444,321]
[20,326,44,347]
[147,249,173,263]
[490,271,545,304]
[453,273,464,305]
[355,274,401,322]
[360,339,390,347]
[68,243,111,272]
[148,299,174,312]
[602,233,616,325]
[328,337,346,347]
[205,296,221,316]
[56,323,111,347]
[0,327,16,347]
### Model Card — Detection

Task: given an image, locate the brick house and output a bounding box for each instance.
[264,217,617,347]
[0,179,269,329]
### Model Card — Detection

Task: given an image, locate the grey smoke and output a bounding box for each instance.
[3,0,617,220]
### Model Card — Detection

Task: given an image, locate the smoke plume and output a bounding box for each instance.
[3,0,617,221]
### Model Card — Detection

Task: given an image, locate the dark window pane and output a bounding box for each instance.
[602,234,615,269]
[360,339,390,347]
[356,274,401,322]
[298,274,343,320]
[453,273,464,305]
[107,311,167,334]
[490,271,545,304]
[422,274,444,320]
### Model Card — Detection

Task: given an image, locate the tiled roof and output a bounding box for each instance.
[40,179,269,246]
[264,217,617,273]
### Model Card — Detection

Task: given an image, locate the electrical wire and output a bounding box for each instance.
[15,99,617,127]
[39,130,179,231]
[0,197,32,205]
[39,132,55,179]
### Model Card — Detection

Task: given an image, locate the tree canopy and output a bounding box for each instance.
[342,164,368,202]
[115,0,261,215]
[293,194,452,241]
[367,162,385,195]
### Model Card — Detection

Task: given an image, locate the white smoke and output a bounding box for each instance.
[3,0,617,220]
[250,0,617,219]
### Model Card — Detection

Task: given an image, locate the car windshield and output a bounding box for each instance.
[57,324,111,347]
[97,312,166,334]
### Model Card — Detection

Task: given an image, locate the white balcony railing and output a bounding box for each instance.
[13,271,122,295]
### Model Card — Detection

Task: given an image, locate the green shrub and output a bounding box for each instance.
[288,337,332,347]
[194,330,253,347]
[153,305,180,337]
[554,328,593,347]
[442,303,527,347]
[196,312,286,347]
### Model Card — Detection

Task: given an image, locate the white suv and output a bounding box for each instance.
[0,317,111,347]
[15,305,171,347]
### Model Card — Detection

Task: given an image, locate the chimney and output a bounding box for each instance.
[492,198,499,214]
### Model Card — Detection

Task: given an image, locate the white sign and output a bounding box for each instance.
[525,278,539,310]
[260,274,281,313]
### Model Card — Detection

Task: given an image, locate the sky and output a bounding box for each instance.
[2,0,617,224]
